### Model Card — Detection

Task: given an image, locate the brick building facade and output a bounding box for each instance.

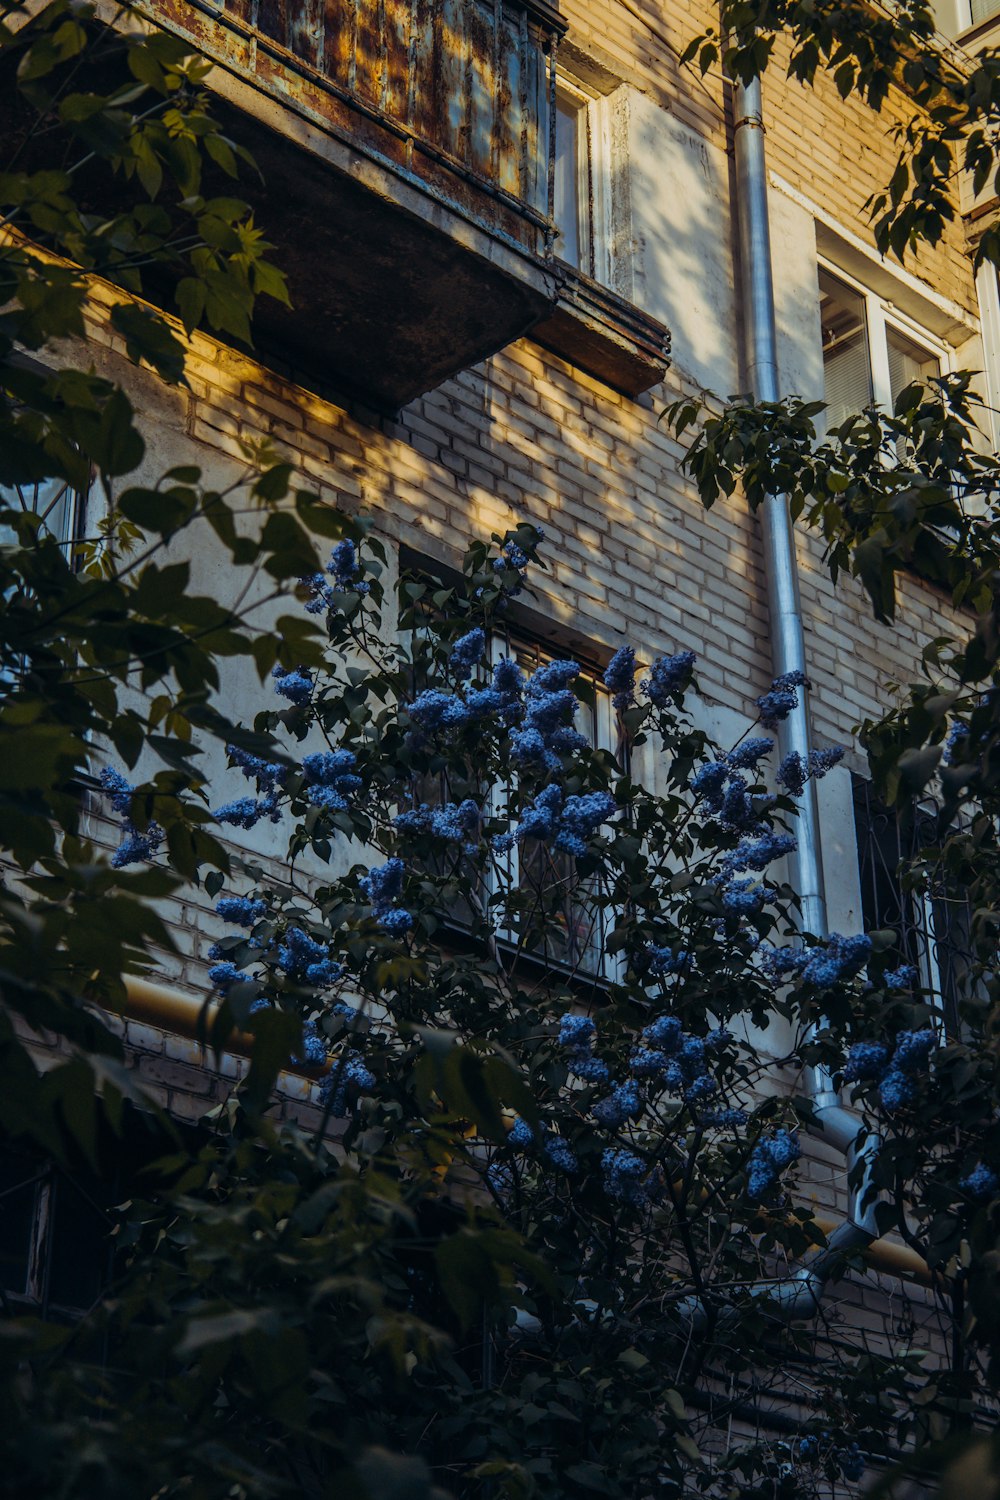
[9,0,1000,1449]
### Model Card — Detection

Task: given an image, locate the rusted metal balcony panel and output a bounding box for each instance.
[155,0,565,254]
[133,0,566,406]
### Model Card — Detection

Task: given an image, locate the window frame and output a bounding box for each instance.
[486,632,625,986]
[817,255,953,429]
[551,74,613,287]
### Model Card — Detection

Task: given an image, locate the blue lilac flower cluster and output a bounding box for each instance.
[776,745,845,797]
[557,1013,609,1084]
[720,877,777,916]
[277,925,342,987]
[517,784,617,857]
[756,669,809,729]
[214,743,288,828]
[216,895,268,927]
[510,658,589,772]
[302,749,362,812]
[746,1128,800,1200]
[603,645,636,711]
[449,627,486,680]
[507,1117,578,1174]
[491,531,542,596]
[395,798,480,852]
[722,831,797,877]
[360,857,413,936]
[407,652,525,738]
[303,539,371,612]
[961,1163,999,1199]
[628,1015,727,1106]
[843,1027,936,1112]
[320,1053,376,1113]
[272,664,314,705]
[646,945,690,976]
[641,650,696,708]
[602,1146,661,1205]
[99,768,165,869]
[759,932,871,988]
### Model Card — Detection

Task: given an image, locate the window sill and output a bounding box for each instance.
[529,265,671,396]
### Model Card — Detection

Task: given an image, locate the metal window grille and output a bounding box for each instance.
[851,774,980,1034]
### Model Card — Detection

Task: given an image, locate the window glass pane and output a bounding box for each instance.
[970,0,1000,24]
[553,96,582,268]
[0,1158,39,1297]
[0,477,77,552]
[886,325,940,409]
[819,269,872,428]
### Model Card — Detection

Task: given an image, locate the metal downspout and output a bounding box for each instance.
[732,75,880,1315]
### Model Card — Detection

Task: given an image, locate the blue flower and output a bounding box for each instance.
[843,1040,890,1082]
[602,1147,650,1204]
[225,744,287,794]
[893,1028,936,1072]
[800,932,871,987]
[727,737,774,770]
[409,688,467,731]
[720,878,776,916]
[554,791,617,856]
[327,538,370,594]
[746,1129,800,1199]
[99,767,134,815]
[723,832,797,875]
[701,1105,748,1127]
[558,1013,596,1049]
[509,1117,535,1148]
[430,798,480,846]
[360,858,413,936]
[277,926,328,979]
[879,1069,917,1111]
[603,645,637,710]
[361,857,405,907]
[642,1015,683,1050]
[302,749,361,812]
[320,1054,376,1113]
[798,1435,821,1463]
[293,1019,328,1066]
[213,793,281,828]
[449,627,486,679]
[756,670,809,728]
[544,1135,578,1174]
[630,1047,672,1078]
[216,896,268,927]
[642,651,696,707]
[646,946,689,977]
[776,751,808,797]
[379,908,414,937]
[961,1163,998,1199]
[208,961,249,994]
[759,945,806,983]
[111,825,164,868]
[272,664,314,705]
[492,655,525,699]
[690,761,729,810]
[884,964,917,990]
[592,1080,643,1127]
[570,1055,610,1084]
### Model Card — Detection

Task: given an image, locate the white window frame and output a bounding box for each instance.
[553,76,612,287]
[975,261,1000,451]
[486,634,624,984]
[818,254,954,427]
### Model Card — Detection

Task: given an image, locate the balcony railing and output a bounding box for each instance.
[164,0,564,256]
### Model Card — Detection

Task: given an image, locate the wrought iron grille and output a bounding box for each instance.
[851,774,981,1033]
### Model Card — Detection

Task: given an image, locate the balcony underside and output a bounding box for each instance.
[212,95,559,409]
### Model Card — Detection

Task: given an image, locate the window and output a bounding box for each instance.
[551,78,611,285]
[553,85,589,271]
[489,636,622,982]
[852,775,981,1035]
[819,263,946,431]
[0,475,80,555]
